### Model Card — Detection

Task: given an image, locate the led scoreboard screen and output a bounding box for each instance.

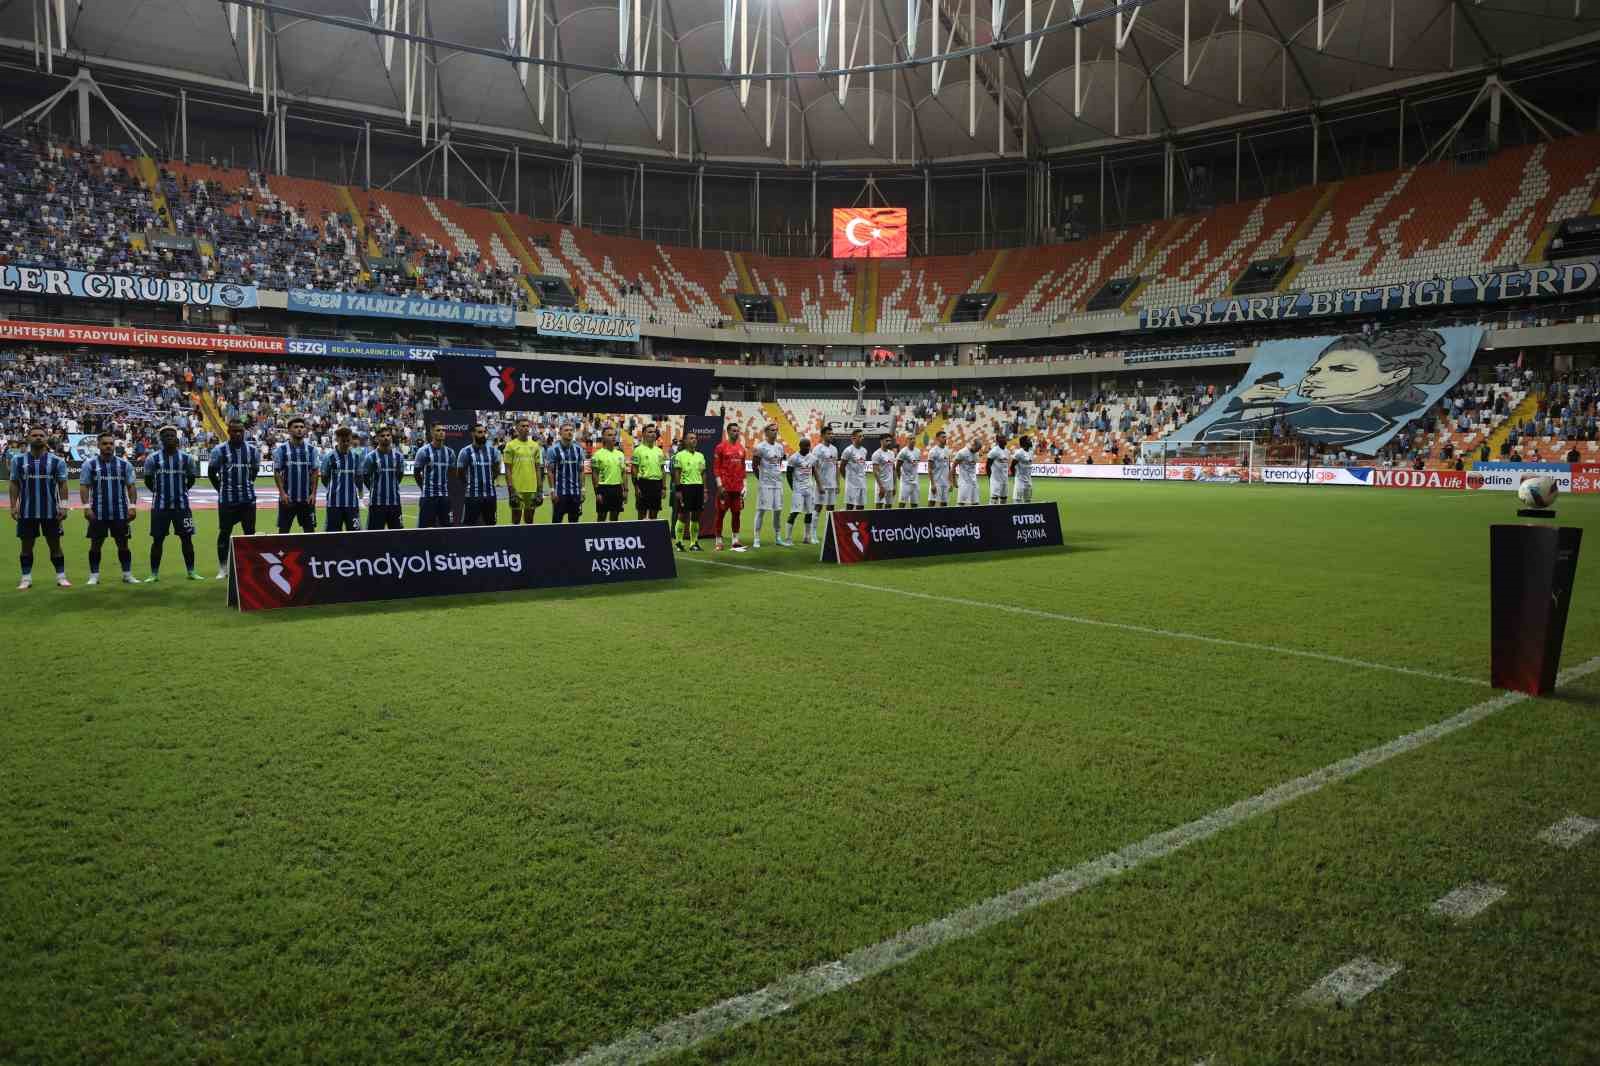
[831,207,908,259]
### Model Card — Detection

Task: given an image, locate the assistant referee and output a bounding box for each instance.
[590,425,628,522]
[630,423,666,520]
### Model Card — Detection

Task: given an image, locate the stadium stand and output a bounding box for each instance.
[876,254,996,332]
[1291,137,1600,295]
[743,254,853,332]
[991,224,1164,326]
[1136,185,1328,310]
[8,127,1600,330]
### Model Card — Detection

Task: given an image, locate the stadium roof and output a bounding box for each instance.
[3,0,1596,166]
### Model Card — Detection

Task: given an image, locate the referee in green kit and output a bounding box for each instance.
[630,423,667,520]
[589,425,628,522]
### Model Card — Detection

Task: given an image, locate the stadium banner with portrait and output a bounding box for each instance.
[0,265,258,309]
[286,288,516,328]
[226,521,677,612]
[533,308,641,343]
[1165,326,1486,457]
[0,319,286,353]
[436,354,714,415]
[1138,259,1598,330]
[819,502,1063,565]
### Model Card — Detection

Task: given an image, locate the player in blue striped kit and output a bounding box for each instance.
[9,426,71,589]
[412,423,456,528]
[208,419,260,579]
[272,416,319,533]
[361,425,406,530]
[456,423,503,526]
[142,425,204,581]
[79,432,138,586]
[320,426,363,532]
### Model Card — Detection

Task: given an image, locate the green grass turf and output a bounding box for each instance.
[1,480,1597,1064]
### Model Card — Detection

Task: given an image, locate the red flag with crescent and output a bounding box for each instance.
[832,207,907,259]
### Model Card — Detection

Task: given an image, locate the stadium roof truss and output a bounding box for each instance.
[0,0,1596,168]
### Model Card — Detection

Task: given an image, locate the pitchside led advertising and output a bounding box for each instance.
[831,207,908,259]
[820,502,1064,565]
[228,523,677,611]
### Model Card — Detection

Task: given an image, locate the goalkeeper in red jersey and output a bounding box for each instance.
[712,423,748,552]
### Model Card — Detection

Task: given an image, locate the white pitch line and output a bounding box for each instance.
[1536,814,1600,849]
[1298,957,1404,1009]
[1429,882,1507,922]
[561,654,1600,1066]
[682,556,1486,688]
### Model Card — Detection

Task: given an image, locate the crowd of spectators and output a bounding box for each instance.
[0,129,527,307]
[0,132,174,276]
[1,348,667,465]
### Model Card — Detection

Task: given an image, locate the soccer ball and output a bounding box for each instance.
[1517,475,1559,510]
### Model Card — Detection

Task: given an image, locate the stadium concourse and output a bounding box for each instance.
[6,0,1600,1062]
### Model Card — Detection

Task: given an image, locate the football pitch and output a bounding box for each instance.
[3,480,1599,1065]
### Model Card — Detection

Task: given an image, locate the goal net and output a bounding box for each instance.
[1139,439,1258,484]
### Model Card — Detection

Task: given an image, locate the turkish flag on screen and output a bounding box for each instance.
[832,207,908,259]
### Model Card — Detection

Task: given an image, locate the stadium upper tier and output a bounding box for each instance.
[4,131,1600,338]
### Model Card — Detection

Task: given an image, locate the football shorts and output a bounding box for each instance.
[151,508,196,539]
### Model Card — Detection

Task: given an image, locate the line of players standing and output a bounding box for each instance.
[8,414,1037,588]
[701,423,1036,553]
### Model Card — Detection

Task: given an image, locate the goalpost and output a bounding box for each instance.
[1139,439,1260,483]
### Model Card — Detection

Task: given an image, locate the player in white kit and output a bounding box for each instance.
[812,429,841,517]
[1011,436,1035,503]
[987,436,1012,503]
[751,423,789,548]
[840,430,870,509]
[926,430,952,506]
[785,439,822,544]
[871,436,898,508]
[953,436,983,505]
[895,440,921,507]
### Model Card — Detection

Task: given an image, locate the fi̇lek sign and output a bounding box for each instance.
[819,502,1064,565]
[436,353,714,414]
[226,522,677,611]
[1139,259,1600,330]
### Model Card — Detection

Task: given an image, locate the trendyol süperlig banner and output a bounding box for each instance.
[287,288,516,328]
[227,521,677,611]
[1167,326,1484,456]
[437,353,714,415]
[0,265,258,309]
[820,502,1063,565]
[1139,259,1598,330]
